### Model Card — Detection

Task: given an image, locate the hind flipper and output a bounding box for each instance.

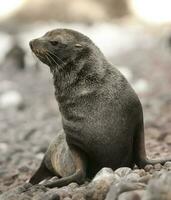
[29,159,54,185]
[134,114,171,168]
[42,146,87,188]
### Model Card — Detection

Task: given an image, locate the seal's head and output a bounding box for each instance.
[29,29,93,70]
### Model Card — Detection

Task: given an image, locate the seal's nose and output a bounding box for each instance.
[29,39,40,51]
[29,40,34,50]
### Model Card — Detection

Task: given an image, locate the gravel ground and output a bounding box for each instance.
[0,24,171,199]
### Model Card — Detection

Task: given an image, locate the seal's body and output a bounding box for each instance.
[29,29,171,187]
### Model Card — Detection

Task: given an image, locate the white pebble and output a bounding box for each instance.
[118,66,133,82]
[36,152,44,160]
[92,167,114,183]
[0,90,23,109]
[133,79,149,93]
[0,142,8,152]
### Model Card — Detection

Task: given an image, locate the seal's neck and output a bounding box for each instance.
[52,47,107,96]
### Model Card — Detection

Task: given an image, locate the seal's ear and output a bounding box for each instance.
[75,44,82,48]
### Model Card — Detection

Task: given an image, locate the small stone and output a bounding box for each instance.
[118,190,144,200]
[54,187,72,199]
[139,175,152,184]
[0,143,8,153]
[134,169,146,177]
[72,193,85,200]
[36,152,44,160]
[68,182,79,189]
[154,163,162,171]
[133,79,149,94]
[92,167,114,184]
[114,167,132,177]
[143,171,171,200]
[0,90,24,109]
[42,192,60,200]
[164,161,171,170]
[144,165,153,172]
[146,127,162,140]
[165,135,171,145]
[23,182,32,189]
[126,173,140,182]
[105,181,145,200]
[18,165,30,173]
[87,169,114,200]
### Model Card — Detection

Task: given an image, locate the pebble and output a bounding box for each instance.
[133,79,149,94]
[118,190,144,200]
[0,143,8,153]
[114,167,132,177]
[165,135,171,145]
[144,164,153,172]
[18,165,30,173]
[139,175,152,184]
[133,169,146,177]
[126,173,140,182]
[0,90,24,109]
[85,168,116,200]
[143,171,171,200]
[154,163,162,171]
[35,152,44,160]
[164,161,171,170]
[68,182,79,189]
[105,181,145,200]
[42,192,60,200]
[0,80,15,93]
[72,193,85,200]
[92,167,115,184]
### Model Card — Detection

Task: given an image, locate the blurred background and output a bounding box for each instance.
[0,0,171,193]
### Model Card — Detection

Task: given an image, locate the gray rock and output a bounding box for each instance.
[40,191,60,200]
[105,181,145,200]
[164,161,171,170]
[0,184,47,200]
[133,169,147,177]
[118,190,144,200]
[143,171,171,200]
[84,168,116,200]
[139,174,152,184]
[154,163,162,171]
[92,168,115,184]
[144,165,153,172]
[114,167,132,177]
[68,182,79,189]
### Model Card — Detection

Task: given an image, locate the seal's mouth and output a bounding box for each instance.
[29,39,55,67]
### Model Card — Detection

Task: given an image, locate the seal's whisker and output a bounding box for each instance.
[45,52,65,74]
[48,51,66,66]
[44,53,53,66]
[45,51,60,67]
[31,52,39,62]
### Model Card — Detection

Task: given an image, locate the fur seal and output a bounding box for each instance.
[29,28,171,188]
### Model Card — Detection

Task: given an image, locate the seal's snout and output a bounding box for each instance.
[29,40,34,50]
[29,39,41,52]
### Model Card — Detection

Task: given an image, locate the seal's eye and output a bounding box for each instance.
[50,41,59,46]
